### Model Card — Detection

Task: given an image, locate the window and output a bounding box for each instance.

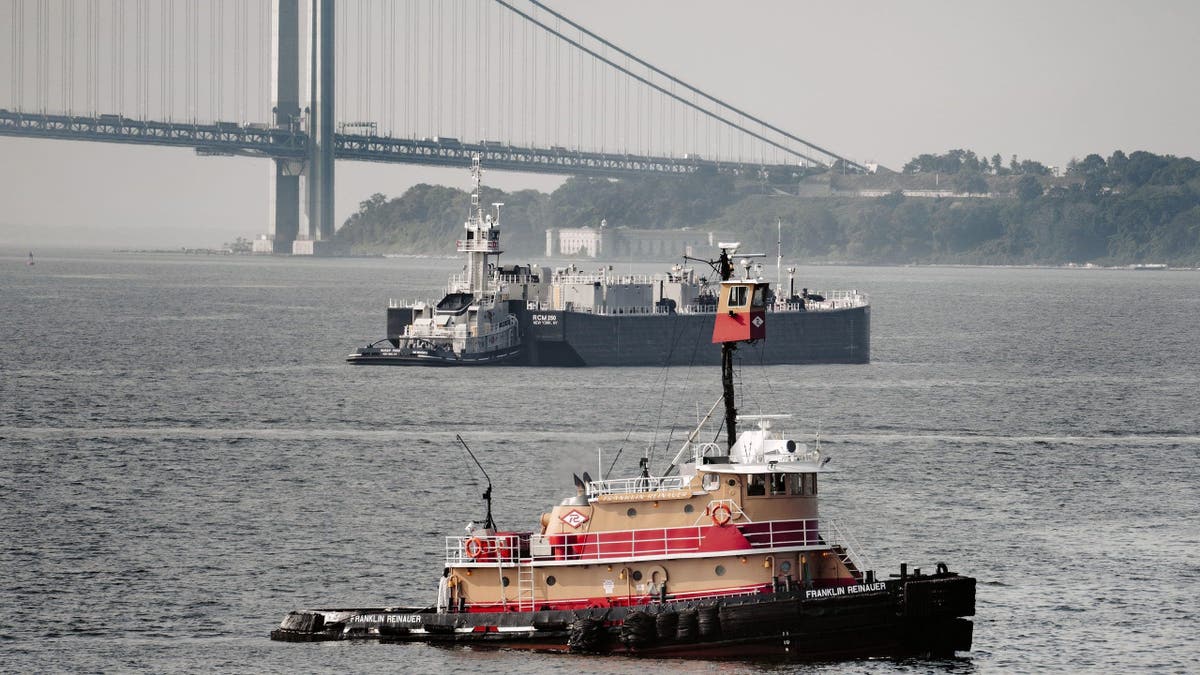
[789,474,805,495]
[797,474,819,496]
[752,285,766,308]
[702,473,719,491]
[728,285,747,307]
[747,475,766,496]
[770,473,788,495]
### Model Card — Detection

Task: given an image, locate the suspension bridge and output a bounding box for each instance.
[0,0,866,254]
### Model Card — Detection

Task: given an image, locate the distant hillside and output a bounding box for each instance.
[336,150,1200,266]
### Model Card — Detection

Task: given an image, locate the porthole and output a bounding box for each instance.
[780,561,793,574]
[714,565,726,576]
[683,503,694,514]
[546,575,557,586]
[627,507,637,517]
[501,576,510,587]
[631,570,643,582]
[727,479,736,487]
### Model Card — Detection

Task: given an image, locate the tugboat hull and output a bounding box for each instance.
[346,343,524,366]
[271,573,974,660]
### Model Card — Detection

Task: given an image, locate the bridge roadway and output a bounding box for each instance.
[0,109,813,180]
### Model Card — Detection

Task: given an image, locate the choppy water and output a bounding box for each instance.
[2,252,1197,673]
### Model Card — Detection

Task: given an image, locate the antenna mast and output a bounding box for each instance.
[456,434,496,530]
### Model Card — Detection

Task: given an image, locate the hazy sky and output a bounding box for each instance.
[2,0,1198,249]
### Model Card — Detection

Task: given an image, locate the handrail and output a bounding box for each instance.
[445,517,839,566]
[585,475,690,497]
[821,519,872,574]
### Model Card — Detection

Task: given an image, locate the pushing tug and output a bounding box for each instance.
[347,155,528,365]
[284,244,975,659]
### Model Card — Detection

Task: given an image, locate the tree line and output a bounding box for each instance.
[336,149,1200,266]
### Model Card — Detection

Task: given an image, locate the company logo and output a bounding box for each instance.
[752,316,764,328]
[560,509,589,528]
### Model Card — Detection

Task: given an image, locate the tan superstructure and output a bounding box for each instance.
[442,417,862,613]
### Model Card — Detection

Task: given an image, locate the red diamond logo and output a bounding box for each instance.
[560,509,589,528]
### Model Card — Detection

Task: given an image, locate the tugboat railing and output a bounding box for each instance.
[821,519,872,576]
[445,518,841,566]
[585,475,691,496]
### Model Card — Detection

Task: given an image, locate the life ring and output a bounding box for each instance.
[465,537,491,559]
[710,503,733,527]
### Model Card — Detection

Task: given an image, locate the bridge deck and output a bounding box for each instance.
[0,110,814,180]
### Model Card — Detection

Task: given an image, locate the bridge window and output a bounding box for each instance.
[752,285,766,308]
[728,286,747,307]
[770,473,788,495]
[795,473,818,496]
[747,475,766,496]
[789,475,805,495]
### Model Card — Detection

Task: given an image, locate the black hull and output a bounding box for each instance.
[346,345,524,366]
[271,573,973,661]
[522,304,869,367]
[367,303,870,368]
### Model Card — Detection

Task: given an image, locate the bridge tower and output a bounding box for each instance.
[267,0,303,254]
[263,0,336,256]
[302,0,337,254]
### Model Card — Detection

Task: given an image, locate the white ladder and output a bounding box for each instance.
[516,560,536,612]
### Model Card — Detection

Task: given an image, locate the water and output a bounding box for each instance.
[2,252,1198,673]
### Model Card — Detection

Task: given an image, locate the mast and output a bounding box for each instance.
[776,218,782,296]
[458,155,502,296]
[685,243,765,452]
[718,247,738,450]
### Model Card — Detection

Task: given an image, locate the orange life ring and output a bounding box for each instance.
[711,503,733,527]
[465,537,491,559]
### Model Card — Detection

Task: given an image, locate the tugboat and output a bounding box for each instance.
[284,244,975,659]
[346,155,534,366]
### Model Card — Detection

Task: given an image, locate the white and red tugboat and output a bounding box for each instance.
[279,244,975,659]
[346,155,530,366]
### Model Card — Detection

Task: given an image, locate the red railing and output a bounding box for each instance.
[447,519,824,565]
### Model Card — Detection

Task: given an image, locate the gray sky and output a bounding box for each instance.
[2,0,1198,249]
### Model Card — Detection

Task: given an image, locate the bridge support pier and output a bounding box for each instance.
[263,0,304,254]
[262,0,337,256]
[297,0,336,255]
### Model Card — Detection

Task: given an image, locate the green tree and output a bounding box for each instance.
[1016,175,1043,202]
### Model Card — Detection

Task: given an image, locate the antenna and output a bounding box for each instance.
[455,434,496,530]
[776,218,782,295]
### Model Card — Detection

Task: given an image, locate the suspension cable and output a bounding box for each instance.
[521,0,863,171]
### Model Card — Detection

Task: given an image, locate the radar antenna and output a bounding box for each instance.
[456,434,496,530]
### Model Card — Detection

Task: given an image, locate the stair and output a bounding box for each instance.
[516,560,535,612]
